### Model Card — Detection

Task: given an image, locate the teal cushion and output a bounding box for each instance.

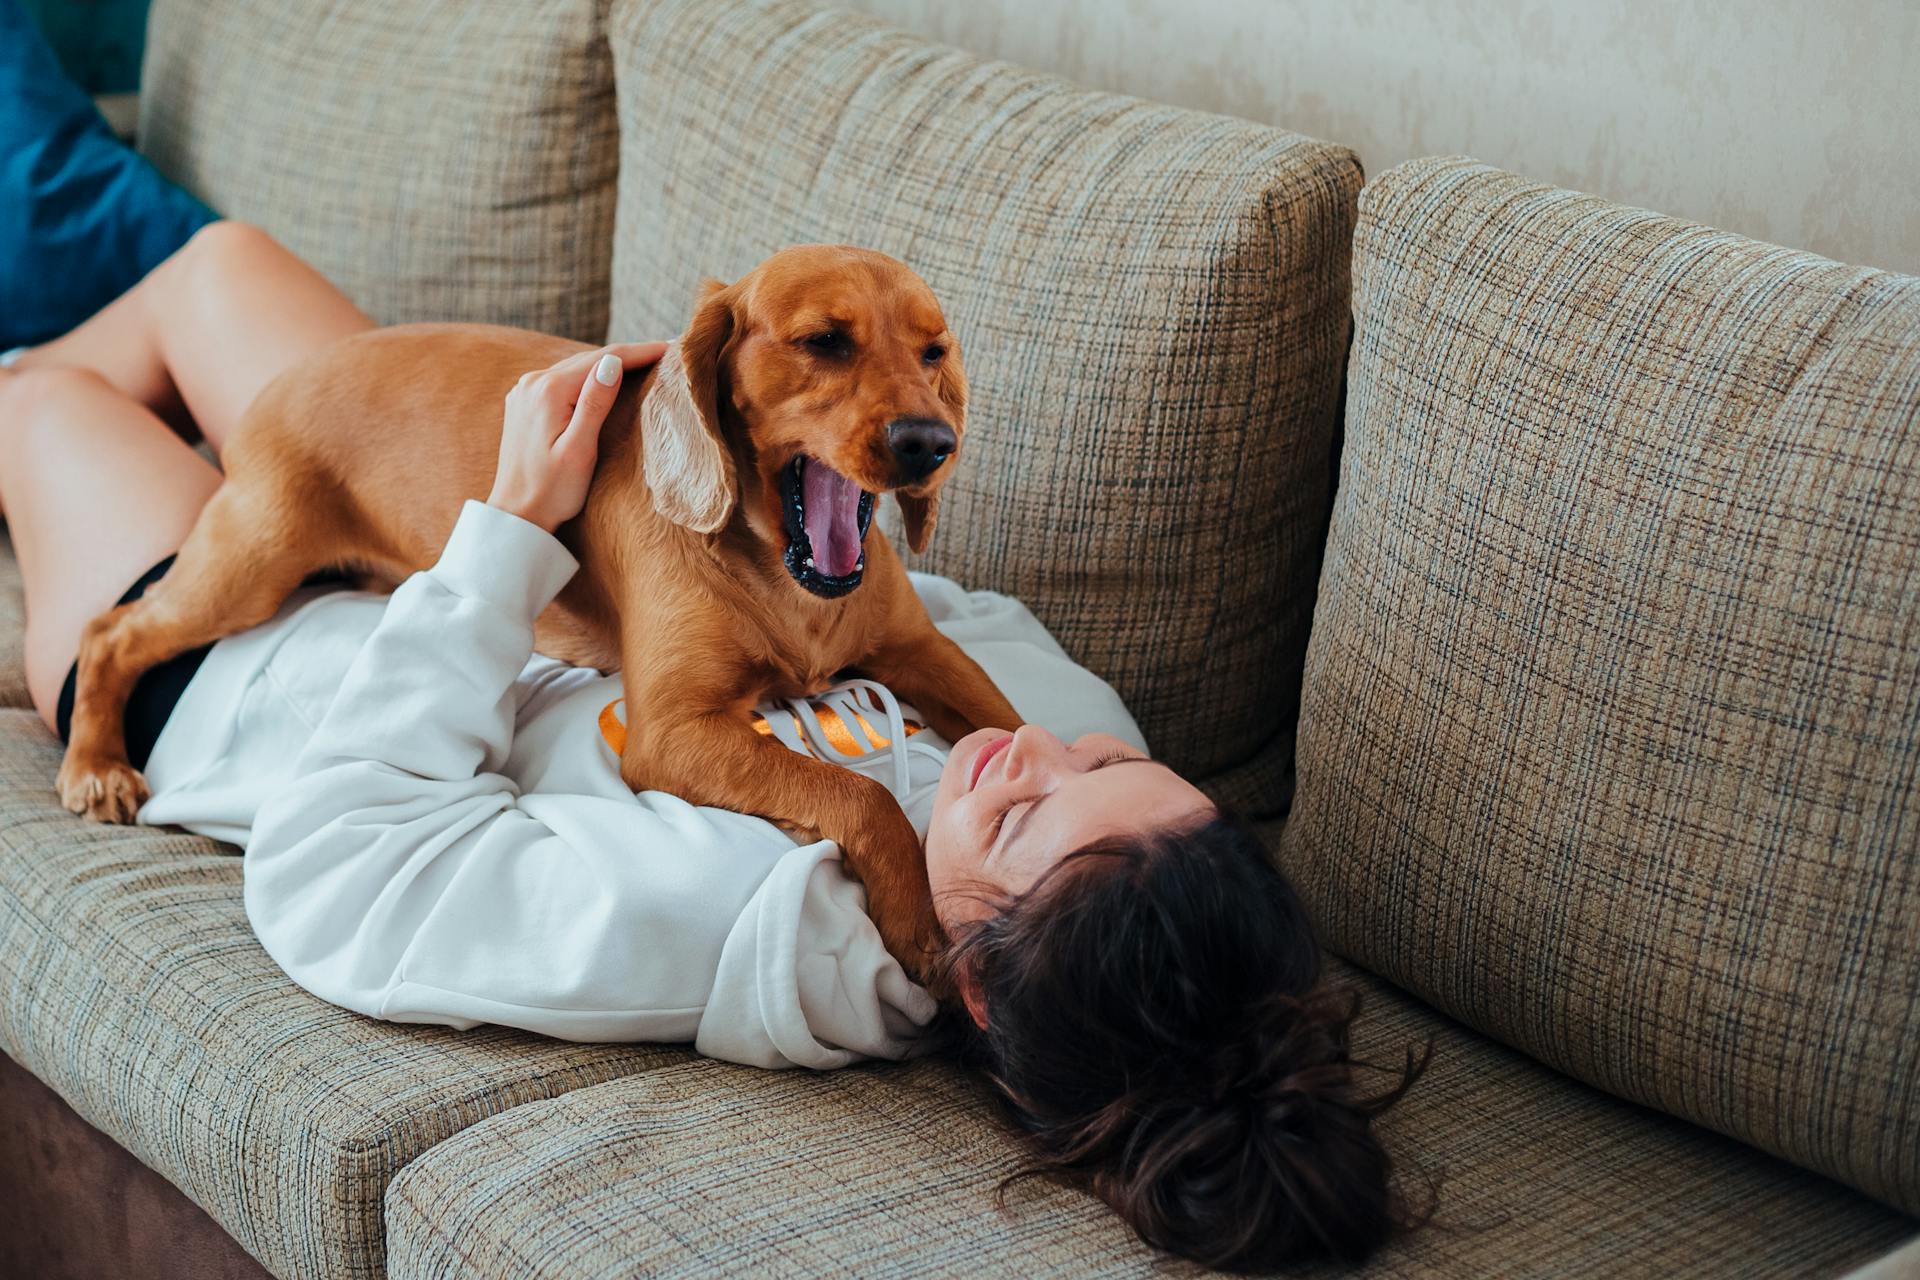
[1,0,215,349]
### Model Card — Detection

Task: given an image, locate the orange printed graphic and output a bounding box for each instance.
[598,698,631,755]
[598,692,923,760]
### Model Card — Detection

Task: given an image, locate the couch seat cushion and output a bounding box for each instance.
[0,536,26,709]
[605,0,1362,815]
[0,711,682,1280]
[383,950,1913,1278]
[138,0,620,343]
[1281,157,1920,1210]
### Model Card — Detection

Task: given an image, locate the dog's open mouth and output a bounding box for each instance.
[780,456,876,598]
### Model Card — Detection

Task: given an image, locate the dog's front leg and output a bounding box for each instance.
[857,623,1024,745]
[618,680,944,983]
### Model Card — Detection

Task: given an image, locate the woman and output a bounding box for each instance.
[0,223,1425,1270]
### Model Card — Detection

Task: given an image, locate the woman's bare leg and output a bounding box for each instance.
[0,366,222,730]
[8,222,373,454]
[0,222,369,731]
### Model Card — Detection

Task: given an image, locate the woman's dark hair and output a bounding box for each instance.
[934,810,1431,1273]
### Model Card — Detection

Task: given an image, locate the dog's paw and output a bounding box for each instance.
[56,753,150,823]
[876,903,948,989]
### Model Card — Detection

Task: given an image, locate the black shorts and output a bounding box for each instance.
[55,555,213,772]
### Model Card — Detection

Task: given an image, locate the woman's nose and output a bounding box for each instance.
[1001,724,1064,778]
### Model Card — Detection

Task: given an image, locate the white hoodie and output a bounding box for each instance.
[136,501,1146,1069]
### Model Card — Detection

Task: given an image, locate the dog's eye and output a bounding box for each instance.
[921,344,946,364]
[802,331,851,356]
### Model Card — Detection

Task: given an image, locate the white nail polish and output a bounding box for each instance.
[594,353,620,386]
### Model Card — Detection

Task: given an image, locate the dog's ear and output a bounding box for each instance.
[641,280,738,533]
[898,336,967,554]
[896,491,938,554]
[932,334,968,435]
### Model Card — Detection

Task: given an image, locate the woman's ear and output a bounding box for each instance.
[898,339,966,554]
[640,280,738,533]
[957,960,989,1030]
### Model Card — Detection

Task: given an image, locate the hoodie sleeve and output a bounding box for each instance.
[241,499,635,1037]
[698,841,938,1068]
[241,501,935,1060]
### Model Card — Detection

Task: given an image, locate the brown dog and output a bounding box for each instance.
[57,244,1024,977]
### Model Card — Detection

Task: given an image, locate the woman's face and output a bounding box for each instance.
[925,724,1214,934]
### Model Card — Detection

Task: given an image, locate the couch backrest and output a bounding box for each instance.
[604,0,1361,811]
[138,0,620,343]
[1281,156,1920,1211]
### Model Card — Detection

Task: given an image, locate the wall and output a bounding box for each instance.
[844,0,1920,273]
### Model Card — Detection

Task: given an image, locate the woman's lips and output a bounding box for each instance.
[969,733,1012,791]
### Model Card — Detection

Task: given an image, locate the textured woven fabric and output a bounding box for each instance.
[384,951,1913,1279]
[1281,158,1920,1212]
[0,536,26,709]
[0,711,684,1280]
[605,0,1360,814]
[138,0,620,343]
[1843,1237,1920,1280]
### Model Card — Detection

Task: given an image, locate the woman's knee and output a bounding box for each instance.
[0,366,114,441]
[178,220,293,288]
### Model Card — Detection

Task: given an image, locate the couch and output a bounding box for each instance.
[2,0,1916,1275]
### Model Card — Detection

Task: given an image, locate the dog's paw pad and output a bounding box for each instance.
[56,757,150,824]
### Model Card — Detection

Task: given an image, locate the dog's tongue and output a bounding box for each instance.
[802,459,864,578]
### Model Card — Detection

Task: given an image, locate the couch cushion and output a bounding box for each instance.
[1845,1238,1920,1280]
[0,711,684,1280]
[382,950,1913,1278]
[0,1051,275,1280]
[605,0,1361,814]
[1280,158,1920,1211]
[138,0,620,342]
[0,535,27,709]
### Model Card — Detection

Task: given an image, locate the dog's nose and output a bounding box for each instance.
[886,418,957,482]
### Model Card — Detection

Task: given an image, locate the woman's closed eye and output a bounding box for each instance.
[991,797,1035,847]
[992,747,1140,850]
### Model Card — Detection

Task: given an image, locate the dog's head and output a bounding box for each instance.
[639,244,967,599]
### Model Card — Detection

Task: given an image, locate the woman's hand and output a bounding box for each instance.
[487,342,669,534]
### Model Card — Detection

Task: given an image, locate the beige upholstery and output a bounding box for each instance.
[0,2,1907,1275]
[383,953,1912,1278]
[605,0,1363,815]
[0,531,26,710]
[0,709,682,1280]
[1281,157,1920,1212]
[138,0,621,343]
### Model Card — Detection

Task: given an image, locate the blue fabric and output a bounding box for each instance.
[2,0,216,349]
[21,0,153,95]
